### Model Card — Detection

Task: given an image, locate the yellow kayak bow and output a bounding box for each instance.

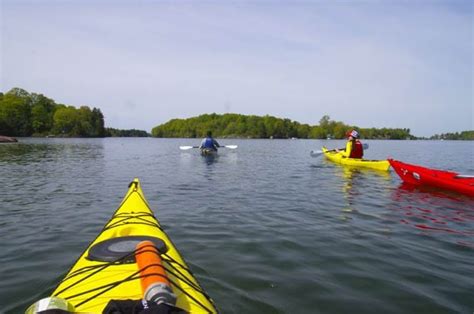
[48,178,218,313]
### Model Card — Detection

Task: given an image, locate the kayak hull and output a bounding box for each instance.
[200,148,218,156]
[50,178,218,313]
[322,147,390,171]
[389,159,474,196]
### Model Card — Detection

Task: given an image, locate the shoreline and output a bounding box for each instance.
[0,135,18,143]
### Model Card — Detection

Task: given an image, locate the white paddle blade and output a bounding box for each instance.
[224,145,238,149]
[179,146,195,150]
[310,150,324,158]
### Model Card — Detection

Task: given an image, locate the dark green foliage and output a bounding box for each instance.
[105,128,149,137]
[30,93,56,134]
[430,131,474,140]
[91,108,106,137]
[358,127,415,140]
[0,92,32,136]
[151,113,417,139]
[0,88,105,137]
[151,113,314,139]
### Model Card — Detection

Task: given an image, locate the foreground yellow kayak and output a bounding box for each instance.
[322,147,390,171]
[32,178,218,313]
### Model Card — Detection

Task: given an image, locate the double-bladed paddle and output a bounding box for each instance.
[179,145,238,150]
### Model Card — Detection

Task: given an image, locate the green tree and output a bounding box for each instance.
[0,93,32,136]
[30,94,56,134]
[91,108,105,137]
[53,106,79,135]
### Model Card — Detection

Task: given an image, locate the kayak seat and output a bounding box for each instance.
[87,235,167,263]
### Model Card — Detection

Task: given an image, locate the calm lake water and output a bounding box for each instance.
[1,138,473,313]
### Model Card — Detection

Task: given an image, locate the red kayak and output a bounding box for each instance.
[389,159,474,196]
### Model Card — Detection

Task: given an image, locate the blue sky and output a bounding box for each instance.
[1,0,472,136]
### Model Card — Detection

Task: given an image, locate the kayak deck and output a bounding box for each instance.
[51,178,218,313]
[200,148,218,156]
[389,159,474,196]
[322,147,390,171]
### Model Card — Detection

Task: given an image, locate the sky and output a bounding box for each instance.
[0,0,472,137]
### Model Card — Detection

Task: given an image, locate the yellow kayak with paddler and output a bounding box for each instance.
[322,147,390,171]
[26,178,218,313]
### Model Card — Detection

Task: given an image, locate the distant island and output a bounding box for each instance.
[0,88,149,137]
[152,113,418,140]
[152,114,473,140]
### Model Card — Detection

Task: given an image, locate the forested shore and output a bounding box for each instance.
[429,131,474,141]
[152,114,473,140]
[105,128,149,137]
[2,88,472,140]
[0,88,150,138]
[152,113,416,139]
[0,88,105,137]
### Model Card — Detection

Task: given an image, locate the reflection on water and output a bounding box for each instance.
[0,140,106,189]
[202,153,218,165]
[0,140,105,163]
[332,162,391,217]
[390,183,474,247]
[0,143,61,164]
[340,167,362,215]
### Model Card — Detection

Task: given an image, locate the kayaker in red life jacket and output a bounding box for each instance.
[336,129,364,158]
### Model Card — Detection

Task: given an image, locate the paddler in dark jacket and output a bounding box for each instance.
[337,129,363,158]
[199,131,220,151]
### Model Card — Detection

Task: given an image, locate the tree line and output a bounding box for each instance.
[0,88,105,137]
[105,128,150,137]
[152,113,415,139]
[3,88,470,140]
[430,131,474,141]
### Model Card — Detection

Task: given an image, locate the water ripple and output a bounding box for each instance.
[0,138,473,313]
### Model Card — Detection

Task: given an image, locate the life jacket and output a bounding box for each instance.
[202,137,216,150]
[349,140,363,158]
